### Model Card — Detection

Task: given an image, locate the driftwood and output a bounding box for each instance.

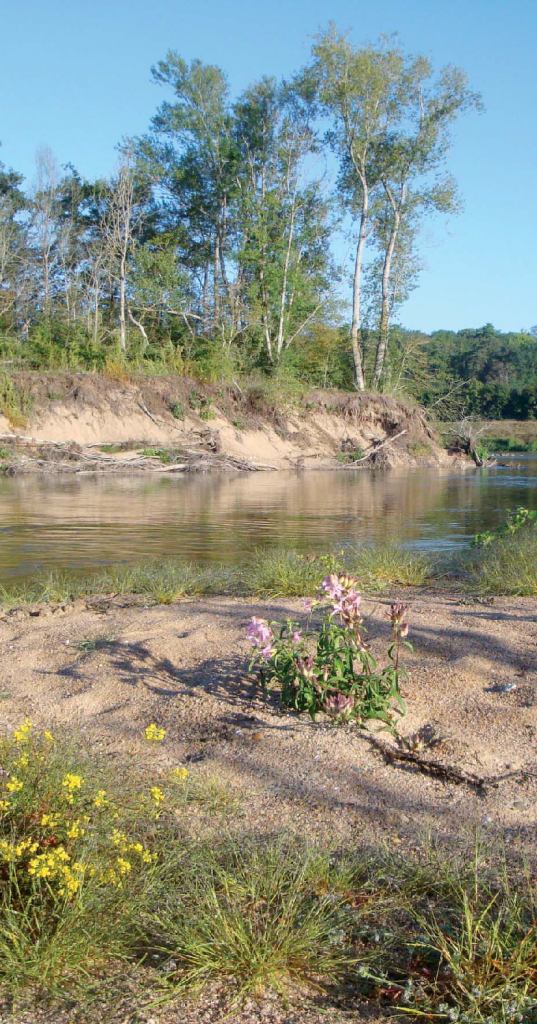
[339,430,407,468]
[0,433,276,475]
[378,744,491,791]
[375,740,537,793]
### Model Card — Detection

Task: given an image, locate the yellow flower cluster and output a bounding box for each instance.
[13,719,33,744]
[28,846,84,895]
[0,721,165,900]
[145,723,166,742]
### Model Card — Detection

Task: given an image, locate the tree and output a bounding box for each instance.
[234,78,333,363]
[306,27,408,389]
[370,62,481,388]
[0,152,28,330]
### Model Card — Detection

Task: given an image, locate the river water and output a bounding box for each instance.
[0,457,536,583]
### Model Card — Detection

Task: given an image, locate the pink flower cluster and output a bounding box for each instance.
[320,573,362,628]
[246,617,274,660]
[388,602,409,638]
[323,691,355,717]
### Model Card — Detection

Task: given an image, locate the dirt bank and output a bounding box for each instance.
[0,372,458,472]
[2,589,536,850]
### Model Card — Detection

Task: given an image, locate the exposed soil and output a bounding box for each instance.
[0,372,461,473]
[1,590,536,846]
[1,589,536,1022]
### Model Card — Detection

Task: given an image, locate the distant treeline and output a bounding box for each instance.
[402,323,537,420]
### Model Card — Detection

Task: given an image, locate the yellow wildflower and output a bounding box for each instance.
[66,820,85,840]
[150,786,164,805]
[93,789,108,808]
[111,829,128,848]
[41,814,58,827]
[6,776,23,793]
[172,765,189,782]
[145,723,166,742]
[62,773,84,791]
[13,719,33,744]
[0,800,10,812]
[43,731,55,743]
[116,857,132,875]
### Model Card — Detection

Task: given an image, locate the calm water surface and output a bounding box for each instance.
[1,457,536,583]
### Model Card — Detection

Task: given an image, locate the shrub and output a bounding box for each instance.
[247,573,409,728]
[0,372,32,428]
[170,400,186,420]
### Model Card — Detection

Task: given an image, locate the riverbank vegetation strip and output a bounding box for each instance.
[2,521,537,610]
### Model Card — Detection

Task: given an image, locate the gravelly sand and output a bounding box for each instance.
[1,589,536,1022]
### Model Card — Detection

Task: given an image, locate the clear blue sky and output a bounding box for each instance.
[2,0,536,333]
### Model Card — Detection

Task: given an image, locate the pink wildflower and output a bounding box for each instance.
[388,602,409,638]
[291,629,302,644]
[323,692,355,717]
[246,617,275,660]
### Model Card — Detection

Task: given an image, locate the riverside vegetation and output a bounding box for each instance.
[2,508,537,611]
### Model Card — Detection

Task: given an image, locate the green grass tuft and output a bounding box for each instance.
[465,526,537,595]
[347,542,433,590]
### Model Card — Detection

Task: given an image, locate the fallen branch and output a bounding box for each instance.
[374,741,492,791]
[340,430,407,468]
[137,401,160,426]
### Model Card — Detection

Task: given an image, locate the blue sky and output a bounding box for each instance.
[2,0,536,333]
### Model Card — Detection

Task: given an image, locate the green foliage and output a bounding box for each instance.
[0,372,32,427]
[472,506,537,548]
[170,400,186,420]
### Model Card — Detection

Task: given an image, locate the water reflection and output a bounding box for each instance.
[1,457,536,582]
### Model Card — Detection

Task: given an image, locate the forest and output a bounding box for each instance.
[2,25,534,418]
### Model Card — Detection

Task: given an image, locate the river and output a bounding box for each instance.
[0,457,536,583]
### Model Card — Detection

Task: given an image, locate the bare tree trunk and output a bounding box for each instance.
[128,308,149,350]
[119,254,127,350]
[350,190,368,391]
[373,181,405,390]
[373,211,400,389]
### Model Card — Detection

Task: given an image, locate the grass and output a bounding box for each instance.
[463,526,537,595]
[2,725,537,1022]
[0,544,433,609]
[0,531,534,609]
[237,549,342,598]
[347,542,434,589]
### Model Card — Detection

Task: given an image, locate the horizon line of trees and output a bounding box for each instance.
[0,25,483,392]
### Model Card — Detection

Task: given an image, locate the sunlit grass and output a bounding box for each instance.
[464,527,537,595]
[1,723,537,1021]
[347,542,434,590]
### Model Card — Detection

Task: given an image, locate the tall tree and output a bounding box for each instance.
[370,61,481,388]
[306,27,407,390]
